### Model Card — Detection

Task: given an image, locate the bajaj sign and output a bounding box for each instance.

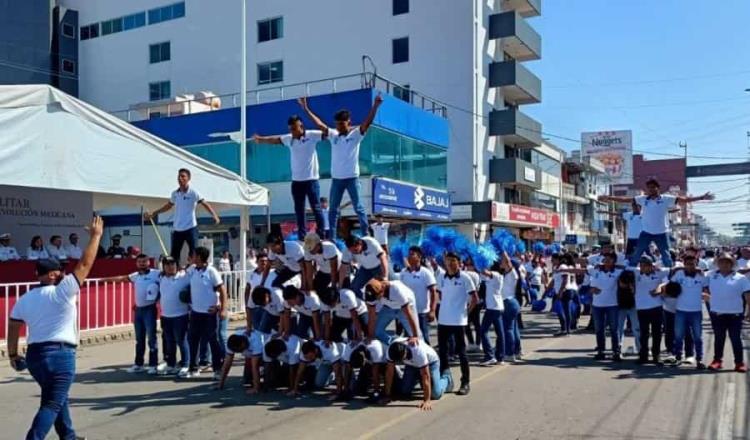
[372,177,451,220]
[581,130,633,185]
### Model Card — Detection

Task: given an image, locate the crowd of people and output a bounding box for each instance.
[0,230,155,262]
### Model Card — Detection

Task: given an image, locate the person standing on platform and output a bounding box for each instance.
[7,216,103,440]
[298,94,384,238]
[143,168,220,265]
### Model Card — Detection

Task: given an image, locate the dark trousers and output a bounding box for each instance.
[313,271,333,293]
[292,313,319,339]
[465,305,481,345]
[161,314,190,368]
[663,309,694,357]
[272,267,301,288]
[438,324,469,385]
[171,227,199,262]
[711,313,744,364]
[25,343,77,440]
[134,304,158,367]
[637,306,663,360]
[291,180,325,237]
[559,289,574,334]
[330,313,368,342]
[188,311,224,372]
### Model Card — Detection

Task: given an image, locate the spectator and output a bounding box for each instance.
[106,234,127,259]
[219,250,232,272]
[26,235,49,261]
[46,235,68,261]
[0,233,21,261]
[65,233,82,259]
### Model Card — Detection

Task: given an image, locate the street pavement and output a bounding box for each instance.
[1,311,747,440]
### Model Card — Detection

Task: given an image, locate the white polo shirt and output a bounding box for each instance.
[265,287,286,317]
[707,271,750,314]
[246,269,272,310]
[671,270,707,312]
[189,266,223,313]
[10,274,79,345]
[159,272,191,317]
[269,241,305,273]
[529,266,544,286]
[0,245,20,261]
[588,268,623,307]
[128,269,161,307]
[300,340,342,365]
[398,266,437,314]
[65,244,82,260]
[345,236,384,270]
[436,271,476,326]
[227,329,265,358]
[501,269,519,300]
[633,267,668,310]
[553,265,577,293]
[264,335,302,365]
[481,271,505,311]
[304,241,341,275]
[170,187,203,232]
[321,288,367,318]
[635,194,677,235]
[284,291,321,317]
[342,339,387,364]
[386,339,439,368]
[372,223,390,245]
[280,130,322,181]
[328,126,364,179]
[622,211,643,240]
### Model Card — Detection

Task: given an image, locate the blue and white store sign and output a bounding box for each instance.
[372,177,451,221]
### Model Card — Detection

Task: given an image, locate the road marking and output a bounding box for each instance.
[356,337,560,440]
[717,381,736,440]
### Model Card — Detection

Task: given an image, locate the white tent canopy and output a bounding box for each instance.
[0,84,268,210]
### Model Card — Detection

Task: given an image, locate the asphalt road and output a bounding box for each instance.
[1,311,747,440]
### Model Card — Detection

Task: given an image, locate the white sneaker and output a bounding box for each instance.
[684,356,696,365]
[625,346,636,355]
[177,368,190,378]
[479,358,497,367]
[156,362,168,373]
[189,369,200,378]
[146,367,158,375]
[125,365,145,373]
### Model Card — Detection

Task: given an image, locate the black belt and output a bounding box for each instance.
[28,341,77,349]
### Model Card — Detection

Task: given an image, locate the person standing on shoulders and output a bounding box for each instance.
[7,216,103,440]
[144,168,220,265]
[342,235,388,297]
[298,94,384,238]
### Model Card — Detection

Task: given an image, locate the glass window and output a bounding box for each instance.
[89,23,99,38]
[531,150,561,177]
[111,17,123,33]
[61,59,76,74]
[149,41,171,63]
[62,23,75,38]
[393,0,409,15]
[135,12,146,27]
[393,84,410,103]
[258,17,283,42]
[149,81,171,101]
[148,8,161,24]
[101,20,113,35]
[257,61,283,85]
[173,2,185,18]
[392,37,409,63]
[80,26,90,40]
[161,5,174,21]
[124,14,136,30]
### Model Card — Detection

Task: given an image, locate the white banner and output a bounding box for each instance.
[582,130,633,185]
[0,185,93,256]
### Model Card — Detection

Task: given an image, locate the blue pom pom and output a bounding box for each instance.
[285,232,300,241]
[532,241,546,254]
[516,240,527,254]
[389,240,410,266]
[470,242,499,271]
[334,239,347,251]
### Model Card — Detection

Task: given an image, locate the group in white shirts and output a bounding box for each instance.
[0,232,83,262]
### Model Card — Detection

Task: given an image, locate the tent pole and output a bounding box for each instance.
[239,0,248,280]
[266,196,271,233]
[140,205,144,254]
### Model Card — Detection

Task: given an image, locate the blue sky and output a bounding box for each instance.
[525,0,750,235]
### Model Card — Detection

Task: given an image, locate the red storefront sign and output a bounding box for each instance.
[508,204,560,228]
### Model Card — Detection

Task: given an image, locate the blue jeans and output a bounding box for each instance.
[259,312,281,334]
[663,309,694,357]
[250,307,266,331]
[329,177,369,238]
[418,313,431,345]
[617,307,641,352]
[593,305,620,354]
[314,362,335,389]
[502,298,521,356]
[292,180,325,237]
[188,311,224,372]
[161,314,190,368]
[628,232,673,267]
[171,227,199,261]
[25,343,77,440]
[350,265,383,298]
[292,313,318,339]
[558,289,575,334]
[400,361,451,400]
[674,310,703,360]
[134,304,158,367]
[710,313,744,364]
[480,308,505,361]
[375,306,415,344]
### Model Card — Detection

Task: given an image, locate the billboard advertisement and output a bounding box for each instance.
[372,177,451,221]
[581,130,633,185]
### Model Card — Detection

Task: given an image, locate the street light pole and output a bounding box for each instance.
[239,0,249,278]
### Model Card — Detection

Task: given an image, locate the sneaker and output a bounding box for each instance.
[188,368,200,378]
[443,371,455,393]
[696,362,706,370]
[662,355,676,364]
[479,358,497,367]
[666,357,682,367]
[156,362,168,373]
[198,363,211,372]
[177,367,190,378]
[553,331,567,337]
[625,346,636,356]
[212,371,222,381]
[612,353,623,363]
[125,365,145,373]
[734,363,748,373]
[467,344,481,353]
[708,360,723,371]
[684,356,696,366]
[146,367,158,375]
[653,356,663,366]
[456,383,471,396]
[516,352,526,360]
[594,352,606,361]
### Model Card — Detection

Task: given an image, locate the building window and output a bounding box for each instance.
[393,84,410,103]
[257,17,283,43]
[61,59,76,74]
[62,23,76,38]
[149,42,171,63]
[393,0,409,15]
[124,12,146,30]
[149,81,171,101]
[149,2,186,25]
[392,37,409,64]
[80,23,99,40]
[101,17,124,35]
[257,61,283,85]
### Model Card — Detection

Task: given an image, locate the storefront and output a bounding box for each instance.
[452,201,560,244]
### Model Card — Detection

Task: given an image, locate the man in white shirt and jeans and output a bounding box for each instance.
[144,168,220,264]
[253,110,326,237]
[298,94,383,238]
[600,178,712,268]
[8,216,103,440]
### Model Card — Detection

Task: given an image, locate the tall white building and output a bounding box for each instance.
[63,0,550,238]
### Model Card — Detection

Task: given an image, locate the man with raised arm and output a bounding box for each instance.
[298,94,384,238]
[8,216,104,440]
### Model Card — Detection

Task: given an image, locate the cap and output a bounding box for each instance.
[303,232,322,253]
[0,233,10,239]
[35,258,62,276]
[716,252,736,265]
